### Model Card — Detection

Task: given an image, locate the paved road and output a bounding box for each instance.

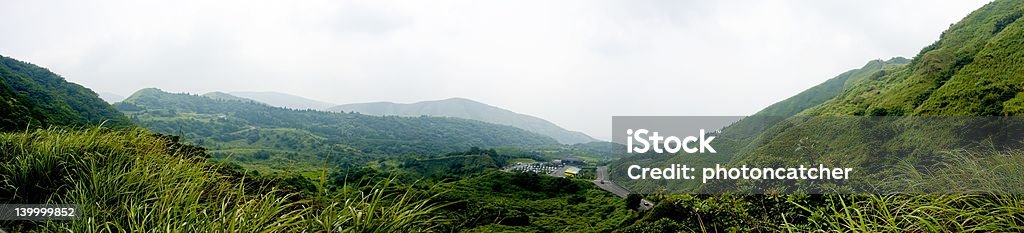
[593,166,653,211]
[549,166,569,177]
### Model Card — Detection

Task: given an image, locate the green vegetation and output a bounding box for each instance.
[615,0,1024,231]
[0,127,447,232]
[0,55,129,130]
[754,57,909,118]
[431,171,632,232]
[4,0,1023,231]
[328,97,597,144]
[115,88,559,173]
[809,0,1024,116]
[619,148,1024,231]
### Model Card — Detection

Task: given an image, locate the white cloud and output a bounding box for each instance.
[0,0,990,140]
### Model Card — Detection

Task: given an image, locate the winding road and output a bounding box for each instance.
[593,166,653,211]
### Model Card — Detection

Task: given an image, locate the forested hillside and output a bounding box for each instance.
[727,0,1024,165]
[0,55,128,130]
[753,57,909,118]
[616,1,1024,231]
[115,88,560,169]
[329,97,597,144]
[809,1,1024,116]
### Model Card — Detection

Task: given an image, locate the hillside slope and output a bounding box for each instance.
[328,98,596,144]
[753,57,909,118]
[808,1,1024,116]
[727,0,1024,180]
[116,89,559,161]
[0,55,128,130]
[612,0,1024,194]
[615,1,1024,230]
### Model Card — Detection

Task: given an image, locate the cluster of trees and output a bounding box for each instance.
[0,55,129,130]
[426,171,632,232]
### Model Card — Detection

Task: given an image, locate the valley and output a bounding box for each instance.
[1,0,1023,232]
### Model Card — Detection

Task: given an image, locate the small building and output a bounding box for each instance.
[564,166,582,177]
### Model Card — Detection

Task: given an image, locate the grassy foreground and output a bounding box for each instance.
[621,149,1024,232]
[0,127,446,232]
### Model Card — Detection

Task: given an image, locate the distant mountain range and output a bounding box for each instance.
[202,91,259,103]
[226,91,336,110]
[196,90,599,145]
[116,88,559,158]
[327,98,597,144]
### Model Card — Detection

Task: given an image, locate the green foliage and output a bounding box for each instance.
[328,97,597,144]
[313,178,452,232]
[0,127,448,232]
[116,88,559,172]
[0,55,129,130]
[754,58,909,118]
[625,194,642,210]
[612,1,1024,231]
[430,171,632,232]
[780,149,1024,232]
[808,0,1024,116]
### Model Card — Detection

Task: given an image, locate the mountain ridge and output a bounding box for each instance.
[228,91,336,110]
[116,88,560,159]
[328,97,597,144]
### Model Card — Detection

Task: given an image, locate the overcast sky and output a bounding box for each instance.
[0,0,990,140]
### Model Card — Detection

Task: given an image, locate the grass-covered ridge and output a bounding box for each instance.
[0,127,447,232]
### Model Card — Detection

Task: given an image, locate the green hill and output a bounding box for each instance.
[0,55,128,130]
[116,89,559,168]
[729,0,1024,165]
[202,91,259,103]
[809,1,1024,116]
[616,1,1024,231]
[618,0,1024,189]
[754,57,910,118]
[328,98,597,145]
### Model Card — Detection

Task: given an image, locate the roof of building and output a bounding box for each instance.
[565,166,581,174]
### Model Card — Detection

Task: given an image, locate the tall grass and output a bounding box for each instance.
[0,127,447,232]
[311,179,451,232]
[783,148,1024,232]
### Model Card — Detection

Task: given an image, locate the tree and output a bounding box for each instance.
[626,193,642,210]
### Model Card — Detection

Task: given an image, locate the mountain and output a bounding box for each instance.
[725,0,1024,165]
[115,88,559,164]
[98,92,126,104]
[328,98,597,144]
[0,55,128,130]
[726,0,1023,163]
[752,57,910,118]
[202,91,258,103]
[616,1,1024,230]
[613,0,1024,193]
[227,91,335,110]
[809,1,1024,116]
